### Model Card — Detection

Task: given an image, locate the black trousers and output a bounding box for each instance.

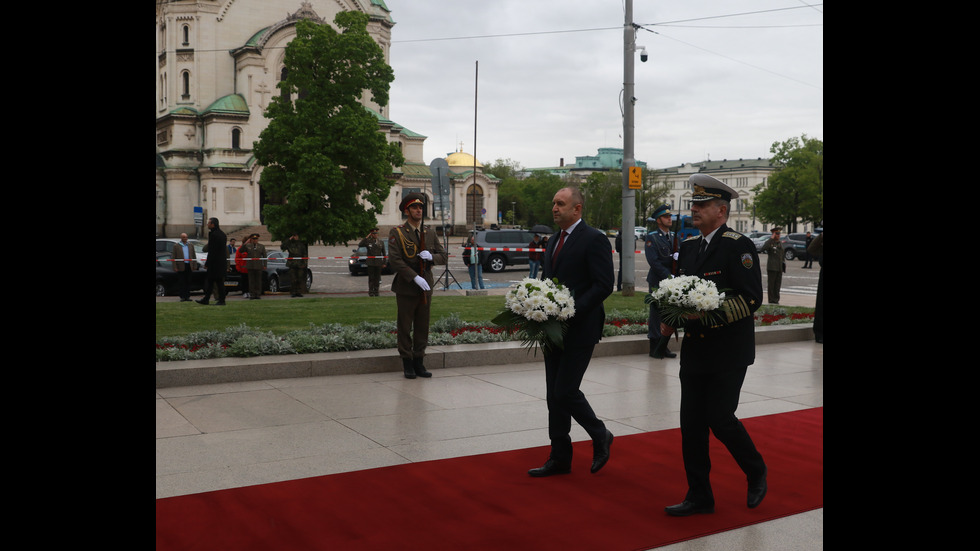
[201,271,226,303]
[543,343,606,463]
[679,365,766,505]
[176,268,193,300]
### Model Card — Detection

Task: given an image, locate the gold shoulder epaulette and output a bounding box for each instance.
[722,231,743,240]
[682,235,700,243]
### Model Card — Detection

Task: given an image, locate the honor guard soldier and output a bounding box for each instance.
[759,227,785,304]
[358,228,385,296]
[644,204,677,357]
[388,193,448,379]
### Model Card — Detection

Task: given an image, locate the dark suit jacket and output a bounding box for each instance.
[542,221,613,347]
[676,224,763,371]
[204,228,227,273]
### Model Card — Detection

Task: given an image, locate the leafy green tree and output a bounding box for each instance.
[751,134,823,231]
[484,158,523,182]
[253,13,404,245]
[496,170,565,229]
[635,169,671,225]
[582,171,622,229]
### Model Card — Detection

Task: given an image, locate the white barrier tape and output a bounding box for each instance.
[160,247,643,262]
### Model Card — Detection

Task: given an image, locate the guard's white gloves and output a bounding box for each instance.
[419,250,433,261]
[413,275,430,291]
[672,252,679,260]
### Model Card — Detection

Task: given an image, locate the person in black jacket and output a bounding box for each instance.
[197,217,228,306]
[527,187,614,478]
[661,174,767,516]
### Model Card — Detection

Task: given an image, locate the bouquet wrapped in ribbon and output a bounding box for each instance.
[492,277,575,354]
[644,275,727,358]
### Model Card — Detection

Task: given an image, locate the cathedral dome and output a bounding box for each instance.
[446,150,482,168]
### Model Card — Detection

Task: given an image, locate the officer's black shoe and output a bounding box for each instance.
[413,357,432,378]
[665,500,714,516]
[747,467,768,508]
[528,459,571,477]
[402,358,416,379]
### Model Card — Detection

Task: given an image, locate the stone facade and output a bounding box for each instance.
[155,0,498,239]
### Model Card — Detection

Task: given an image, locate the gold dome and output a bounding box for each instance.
[446,150,482,168]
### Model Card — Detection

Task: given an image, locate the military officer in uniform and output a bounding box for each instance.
[243,233,267,299]
[760,227,785,304]
[644,204,677,358]
[388,193,447,379]
[359,228,385,296]
[660,174,768,517]
[281,232,309,297]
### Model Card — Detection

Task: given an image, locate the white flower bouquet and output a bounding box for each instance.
[644,275,727,358]
[491,277,575,354]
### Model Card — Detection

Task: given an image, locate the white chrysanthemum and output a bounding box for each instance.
[559,305,575,320]
[527,309,548,322]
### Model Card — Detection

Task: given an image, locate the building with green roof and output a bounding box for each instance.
[155,1,495,238]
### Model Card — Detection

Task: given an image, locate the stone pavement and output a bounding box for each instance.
[157,289,821,550]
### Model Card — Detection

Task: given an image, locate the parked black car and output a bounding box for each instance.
[226,251,314,293]
[472,228,538,273]
[349,239,392,276]
[156,252,206,296]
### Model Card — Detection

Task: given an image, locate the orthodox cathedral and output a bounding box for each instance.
[155,0,498,239]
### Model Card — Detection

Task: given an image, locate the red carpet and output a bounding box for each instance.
[157,407,822,550]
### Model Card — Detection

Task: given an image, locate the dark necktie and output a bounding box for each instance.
[697,238,708,259]
[552,231,568,265]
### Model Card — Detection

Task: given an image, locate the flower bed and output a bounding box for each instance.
[156,307,813,362]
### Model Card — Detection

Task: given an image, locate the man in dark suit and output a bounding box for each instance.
[196,217,228,306]
[528,187,615,477]
[660,174,767,516]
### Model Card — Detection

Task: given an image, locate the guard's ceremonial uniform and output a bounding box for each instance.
[760,230,785,304]
[388,194,447,377]
[359,229,385,296]
[644,204,676,354]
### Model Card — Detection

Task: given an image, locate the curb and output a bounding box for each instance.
[155,324,815,388]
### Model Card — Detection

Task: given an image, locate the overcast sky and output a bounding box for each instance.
[386,0,822,171]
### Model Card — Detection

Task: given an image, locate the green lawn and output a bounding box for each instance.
[156,293,814,340]
[155,293,652,339]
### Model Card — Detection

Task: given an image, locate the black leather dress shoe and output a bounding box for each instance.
[664,500,715,516]
[747,467,767,508]
[663,349,677,358]
[590,429,614,473]
[528,459,571,477]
